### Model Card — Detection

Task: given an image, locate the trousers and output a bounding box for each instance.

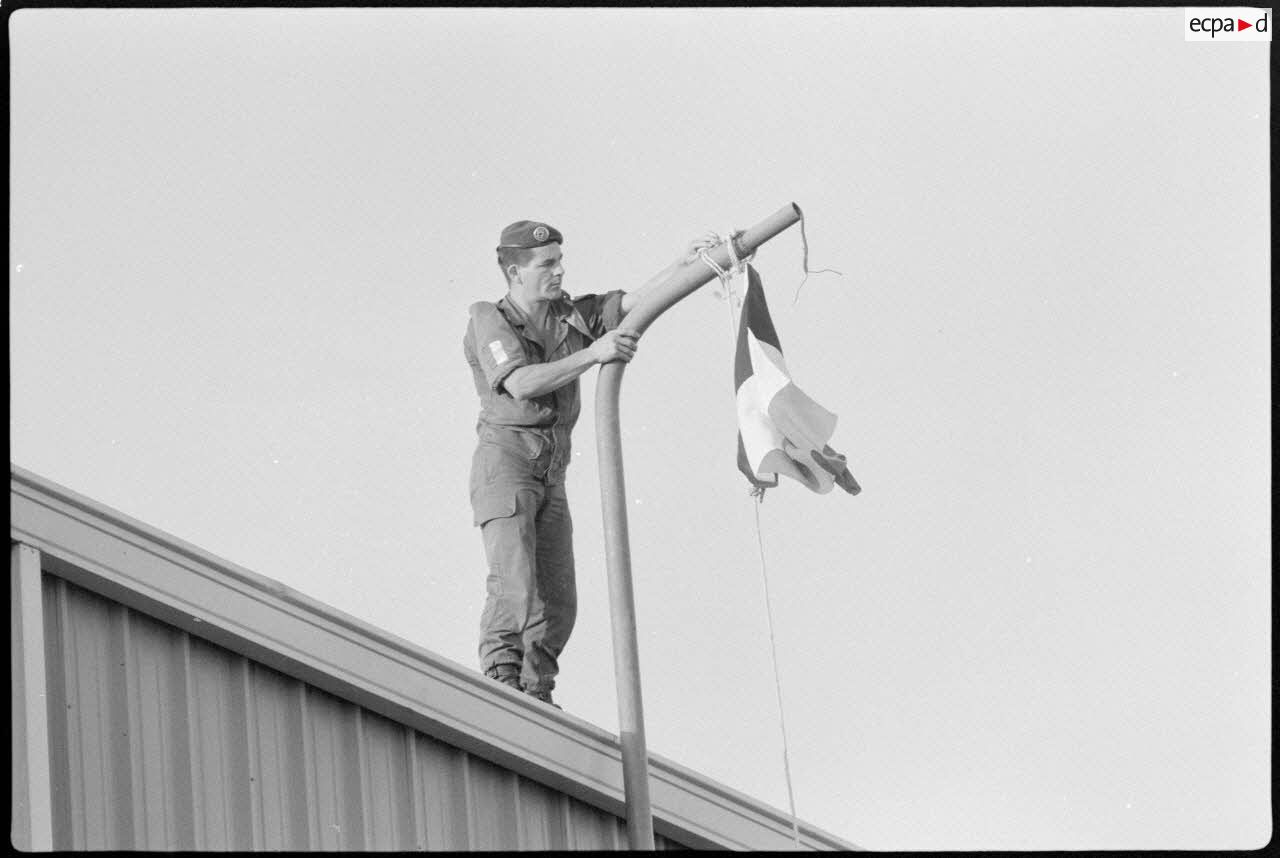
[470,426,577,694]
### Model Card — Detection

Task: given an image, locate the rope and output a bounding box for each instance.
[792,204,844,306]
[709,242,804,849]
[721,264,740,350]
[754,495,803,850]
[698,247,729,281]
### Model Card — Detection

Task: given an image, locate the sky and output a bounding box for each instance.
[8,6,1271,850]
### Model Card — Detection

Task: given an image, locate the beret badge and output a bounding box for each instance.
[497,220,562,249]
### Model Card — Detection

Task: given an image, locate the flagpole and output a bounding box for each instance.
[595,202,803,850]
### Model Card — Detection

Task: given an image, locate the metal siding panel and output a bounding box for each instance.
[304,689,340,849]
[221,652,256,850]
[248,665,312,849]
[513,772,527,846]
[41,575,73,851]
[513,774,572,849]
[118,610,148,847]
[248,666,283,848]
[413,732,472,850]
[167,629,199,848]
[297,684,323,848]
[332,695,367,850]
[358,709,417,850]
[188,635,232,848]
[557,789,576,851]
[566,792,624,850]
[128,611,165,849]
[180,634,208,848]
[285,681,316,849]
[60,583,101,848]
[613,810,629,849]
[247,667,287,848]
[465,753,521,851]
[120,598,196,848]
[65,582,128,848]
[104,602,138,848]
[405,729,429,850]
[239,661,266,849]
[331,692,369,850]
[352,709,374,850]
[304,685,369,849]
[656,832,681,850]
[39,574,693,852]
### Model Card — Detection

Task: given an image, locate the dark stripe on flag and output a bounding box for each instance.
[734,265,781,392]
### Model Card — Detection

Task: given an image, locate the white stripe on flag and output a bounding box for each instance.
[736,374,785,478]
[748,332,790,381]
[734,264,859,495]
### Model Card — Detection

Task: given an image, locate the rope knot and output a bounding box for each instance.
[698,229,755,304]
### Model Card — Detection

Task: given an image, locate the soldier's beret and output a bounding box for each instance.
[496,220,563,250]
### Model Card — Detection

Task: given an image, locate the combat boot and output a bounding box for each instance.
[485,664,522,690]
[525,687,562,709]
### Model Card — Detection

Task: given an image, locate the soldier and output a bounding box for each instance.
[464,220,716,707]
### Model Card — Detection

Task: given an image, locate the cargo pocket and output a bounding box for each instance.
[472,489,518,527]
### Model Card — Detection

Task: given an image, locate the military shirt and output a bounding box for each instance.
[464,290,626,484]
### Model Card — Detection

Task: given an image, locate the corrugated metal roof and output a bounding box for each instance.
[11,464,860,850]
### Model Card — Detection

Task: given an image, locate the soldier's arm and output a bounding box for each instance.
[620,232,720,315]
[503,330,639,400]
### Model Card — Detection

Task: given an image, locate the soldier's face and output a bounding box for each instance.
[512,244,565,303]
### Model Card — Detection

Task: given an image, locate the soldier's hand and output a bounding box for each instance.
[590,329,639,364]
[682,231,723,265]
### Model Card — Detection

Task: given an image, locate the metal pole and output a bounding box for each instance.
[595,202,803,850]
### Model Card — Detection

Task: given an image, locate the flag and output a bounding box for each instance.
[735,264,861,495]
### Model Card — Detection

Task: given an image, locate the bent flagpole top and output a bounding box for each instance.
[594,202,803,850]
[619,202,803,337]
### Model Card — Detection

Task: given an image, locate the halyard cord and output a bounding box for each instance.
[755,495,804,850]
[701,243,804,849]
[793,204,844,305]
